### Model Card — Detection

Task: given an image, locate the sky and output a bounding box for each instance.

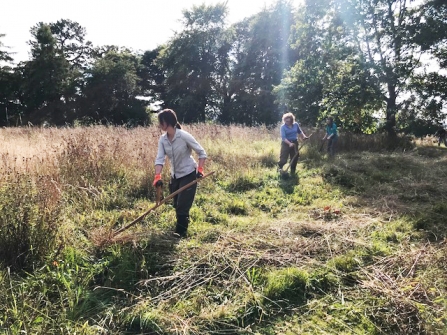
[1,0,302,64]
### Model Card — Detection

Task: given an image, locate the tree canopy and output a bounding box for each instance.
[0,0,445,135]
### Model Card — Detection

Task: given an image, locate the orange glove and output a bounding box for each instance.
[153,174,163,187]
[196,166,204,178]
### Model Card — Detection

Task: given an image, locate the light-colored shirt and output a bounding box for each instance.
[155,129,207,178]
[280,122,303,142]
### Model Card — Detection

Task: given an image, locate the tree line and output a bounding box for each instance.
[0,0,446,136]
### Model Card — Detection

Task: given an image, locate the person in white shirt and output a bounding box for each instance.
[153,109,207,237]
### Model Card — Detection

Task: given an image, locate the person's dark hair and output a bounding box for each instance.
[327,116,334,126]
[158,109,182,129]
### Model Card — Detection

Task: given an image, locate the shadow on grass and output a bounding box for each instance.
[304,149,447,241]
[70,231,181,326]
[278,171,299,194]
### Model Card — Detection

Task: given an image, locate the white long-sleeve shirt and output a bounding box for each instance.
[155,129,207,178]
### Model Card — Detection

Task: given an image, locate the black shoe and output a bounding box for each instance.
[175,215,189,238]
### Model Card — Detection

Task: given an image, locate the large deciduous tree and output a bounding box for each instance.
[352,0,425,136]
[16,20,93,125]
[221,0,296,126]
[138,47,166,108]
[0,34,19,126]
[158,2,228,123]
[50,19,93,70]
[80,49,148,125]
[407,0,447,129]
[278,0,434,136]
[20,23,72,125]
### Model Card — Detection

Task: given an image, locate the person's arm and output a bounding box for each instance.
[183,132,207,159]
[197,158,206,169]
[153,139,166,186]
[297,123,309,140]
[197,157,206,177]
[154,165,163,175]
[299,133,308,141]
[182,131,207,175]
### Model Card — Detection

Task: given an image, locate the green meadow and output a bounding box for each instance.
[0,125,446,334]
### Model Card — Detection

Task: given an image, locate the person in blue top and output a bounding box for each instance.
[322,116,338,157]
[278,112,309,175]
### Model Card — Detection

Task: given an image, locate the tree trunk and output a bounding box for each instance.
[385,83,397,138]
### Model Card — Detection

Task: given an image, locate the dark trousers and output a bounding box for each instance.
[327,135,338,156]
[169,171,197,235]
[278,140,299,173]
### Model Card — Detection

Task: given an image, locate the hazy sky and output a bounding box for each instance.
[1,0,302,63]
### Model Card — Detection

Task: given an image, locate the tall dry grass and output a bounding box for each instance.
[0,124,417,270]
[0,124,277,269]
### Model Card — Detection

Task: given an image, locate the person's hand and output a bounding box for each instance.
[196,166,204,178]
[303,135,309,140]
[153,174,163,187]
[289,142,295,148]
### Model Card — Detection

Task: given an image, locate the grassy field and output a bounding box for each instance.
[0,125,446,334]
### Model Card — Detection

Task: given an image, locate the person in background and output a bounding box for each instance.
[322,116,338,157]
[435,127,447,147]
[153,109,207,238]
[278,112,309,175]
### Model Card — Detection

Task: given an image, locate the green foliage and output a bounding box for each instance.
[0,33,13,63]
[263,267,309,304]
[81,50,148,125]
[322,165,358,190]
[225,172,264,193]
[308,268,340,294]
[330,251,362,274]
[278,0,436,136]
[123,308,164,334]
[413,202,447,240]
[0,246,108,334]
[2,0,445,130]
[251,186,290,215]
[259,149,277,168]
[20,23,73,125]
[219,1,297,125]
[223,198,248,215]
[158,3,228,123]
[372,219,415,244]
